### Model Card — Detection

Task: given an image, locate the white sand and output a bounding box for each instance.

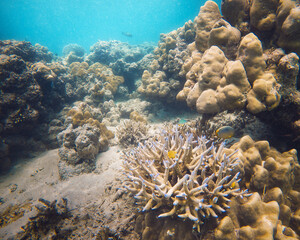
[0,145,123,239]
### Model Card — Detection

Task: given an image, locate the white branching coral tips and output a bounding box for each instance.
[122,125,250,231]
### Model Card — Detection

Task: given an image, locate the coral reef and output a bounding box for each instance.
[125,125,300,239]
[56,102,114,179]
[87,40,155,92]
[16,198,71,240]
[100,98,153,126]
[0,40,53,62]
[0,41,68,172]
[138,1,298,117]
[138,20,195,102]
[66,61,124,102]
[222,0,300,56]
[62,43,85,65]
[117,120,148,148]
[122,125,249,232]
[62,43,85,57]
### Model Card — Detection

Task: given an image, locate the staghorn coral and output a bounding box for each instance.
[117,120,148,148]
[122,125,250,232]
[130,131,300,239]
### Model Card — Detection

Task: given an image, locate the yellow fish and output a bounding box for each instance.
[215,126,235,139]
[168,150,177,159]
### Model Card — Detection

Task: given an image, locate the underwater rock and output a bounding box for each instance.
[57,124,100,179]
[56,102,114,179]
[0,42,70,172]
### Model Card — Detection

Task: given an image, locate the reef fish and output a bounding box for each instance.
[122,32,133,37]
[168,150,177,159]
[215,126,235,139]
[178,119,187,125]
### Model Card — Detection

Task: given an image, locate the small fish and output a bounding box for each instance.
[230,182,236,189]
[215,126,234,139]
[122,32,133,37]
[168,150,177,159]
[178,119,187,125]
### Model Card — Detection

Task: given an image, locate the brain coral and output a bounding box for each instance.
[122,125,250,232]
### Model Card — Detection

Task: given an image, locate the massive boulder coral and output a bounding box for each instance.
[66,61,124,102]
[174,1,292,115]
[221,0,250,35]
[214,135,300,239]
[138,20,195,102]
[221,0,300,56]
[177,45,251,114]
[122,125,249,232]
[194,1,221,52]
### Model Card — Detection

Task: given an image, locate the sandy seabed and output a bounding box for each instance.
[0,145,139,239]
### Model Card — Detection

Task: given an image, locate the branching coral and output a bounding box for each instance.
[122,125,250,232]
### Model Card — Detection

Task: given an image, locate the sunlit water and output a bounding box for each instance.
[0,0,221,54]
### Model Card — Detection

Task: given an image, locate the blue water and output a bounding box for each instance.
[0,0,221,55]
